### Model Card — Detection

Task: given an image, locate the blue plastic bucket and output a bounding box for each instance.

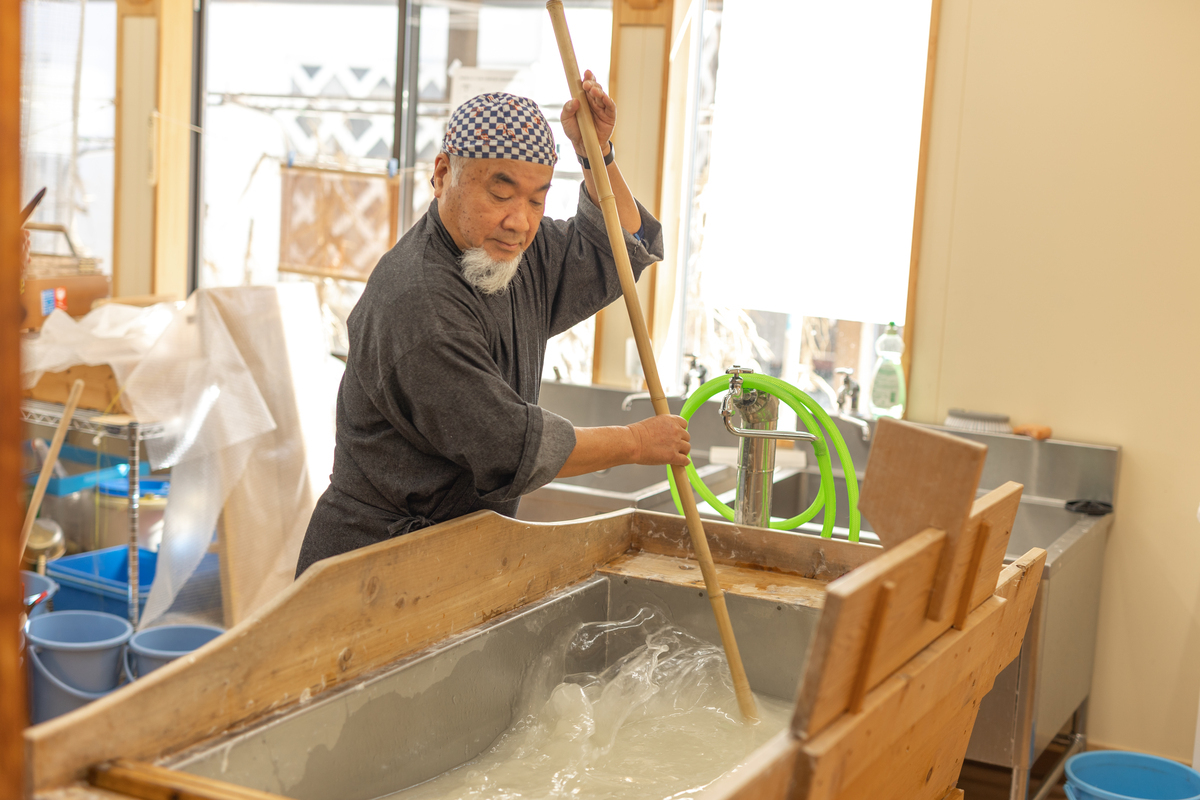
[27,641,111,724]
[1065,751,1200,800]
[24,610,132,693]
[20,571,59,618]
[127,624,223,678]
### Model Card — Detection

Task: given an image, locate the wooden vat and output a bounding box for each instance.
[24,419,1045,800]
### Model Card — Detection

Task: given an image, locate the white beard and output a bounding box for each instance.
[460,247,523,295]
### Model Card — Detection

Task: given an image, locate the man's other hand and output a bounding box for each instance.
[561,69,616,156]
[628,415,690,467]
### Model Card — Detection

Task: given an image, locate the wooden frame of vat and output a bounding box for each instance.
[25,420,1044,800]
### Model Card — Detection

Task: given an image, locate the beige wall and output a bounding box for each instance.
[911,0,1200,760]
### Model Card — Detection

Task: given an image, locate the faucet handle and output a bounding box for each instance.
[725,365,755,397]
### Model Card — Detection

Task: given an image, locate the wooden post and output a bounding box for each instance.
[113,0,192,299]
[1,0,29,787]
[546,0,756,722]
[900,0,945,405]
[591,0,674,385]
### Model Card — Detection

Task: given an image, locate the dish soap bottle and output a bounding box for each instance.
[869,323,906,419]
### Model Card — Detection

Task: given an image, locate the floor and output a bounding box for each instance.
[958,762,1068,799]
[957,739,1074,799]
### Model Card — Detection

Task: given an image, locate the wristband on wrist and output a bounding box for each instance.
[577,140,615,170]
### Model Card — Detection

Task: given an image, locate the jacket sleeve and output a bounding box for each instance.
[536,182,665,338]
[364,329,577,502]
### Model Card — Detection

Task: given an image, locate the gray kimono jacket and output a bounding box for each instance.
[296,183,663,575]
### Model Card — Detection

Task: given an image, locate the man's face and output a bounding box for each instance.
[432,154,554,262]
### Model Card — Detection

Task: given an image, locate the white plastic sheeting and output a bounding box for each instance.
[22,286,341,629]
[22,302,178,391]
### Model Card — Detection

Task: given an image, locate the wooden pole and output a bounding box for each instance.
[20,380,85,557]
[545,0,756,722]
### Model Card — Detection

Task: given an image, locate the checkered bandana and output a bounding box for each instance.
[442,93,558,167]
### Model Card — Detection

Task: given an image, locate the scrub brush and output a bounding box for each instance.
[944,409,1012,434]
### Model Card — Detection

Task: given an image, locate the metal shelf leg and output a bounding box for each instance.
[128,422,140,626]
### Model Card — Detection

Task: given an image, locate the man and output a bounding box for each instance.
[296,75,689,575]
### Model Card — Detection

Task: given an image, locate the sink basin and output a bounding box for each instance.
[518,457,735,522]
[556,463,700,494]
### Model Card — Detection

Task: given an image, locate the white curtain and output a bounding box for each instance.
[697,0,933,325]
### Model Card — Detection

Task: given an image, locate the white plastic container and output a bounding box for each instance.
[96,477,169,551]
[868,323,906,419]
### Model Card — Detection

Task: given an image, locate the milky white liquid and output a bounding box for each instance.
[389,610,791,800]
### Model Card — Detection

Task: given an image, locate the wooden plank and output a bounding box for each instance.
[91,760,290,800]
[35,787,135,800]
[113,5,158,297]
[700,548,1045,800]
[847,580,894,713]
[631,509,881,582]
[798,549,1046,800]
[1,0,27,787]
[151,0,193,300]
[900,0,945,394]
[943,790,965,800]
[965,481,1023,613]
[26,510,635,791]
[954,518,990,630]
[857,418,986,621]
[792,527,947,739]
[600,550,828,608]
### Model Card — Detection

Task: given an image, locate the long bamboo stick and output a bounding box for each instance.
[545,0,757,722]
[19,379,85,558]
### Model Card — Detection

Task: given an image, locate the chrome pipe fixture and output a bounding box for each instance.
[721,367,814,528]
[620,391,653,411]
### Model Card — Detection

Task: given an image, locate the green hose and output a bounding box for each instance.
[666,373,861,541]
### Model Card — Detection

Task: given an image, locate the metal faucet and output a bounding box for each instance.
[834,368,872,444]
[620,391,655,411]
[722,367,816,528]
[682,353,708,394]
[621,355,708,411]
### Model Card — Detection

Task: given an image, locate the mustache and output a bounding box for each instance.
[460,248,523,295]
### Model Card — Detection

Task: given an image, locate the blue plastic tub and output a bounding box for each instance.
[1065,751,1200,800]
[126,624,224,679]
[27,641,112,724]
[46,546,156,617]
[20,571,59,618]
[25,610,132,693]
[23,441,151,496]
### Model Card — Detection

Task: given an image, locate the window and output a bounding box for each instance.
[202,0,400,289]
[198,0,610,364]
[399,0,612,383]
[671,0,932,412]
[20,0,117,272]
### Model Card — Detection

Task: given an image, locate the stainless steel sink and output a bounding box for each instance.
[166,574,819,799]
[531,384,1120,800]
